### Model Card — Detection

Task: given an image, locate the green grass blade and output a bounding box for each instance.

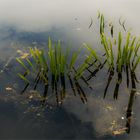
[84,44,100,62]
[16,58,29,72]
[132,56,140,71]
[18,73,29,83]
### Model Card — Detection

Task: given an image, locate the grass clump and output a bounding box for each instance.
[16,47,48,85]
[97,14,140,99]
[16,13,140,103]
[16,38,92,104]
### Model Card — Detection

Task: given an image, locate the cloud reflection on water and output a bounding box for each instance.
[0,0,140,34]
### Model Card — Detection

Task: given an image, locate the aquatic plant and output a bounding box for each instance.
[98,13,105,35]
[84,13,140,99]
[16,13,140,104]
[16,47,48,85]
[98,13,140,73]
[75,43,101,80]
[16,38,92,104]
[100,33,114,71]
[100,30,139,98]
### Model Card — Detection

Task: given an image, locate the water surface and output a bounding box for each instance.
[0,0,140,139]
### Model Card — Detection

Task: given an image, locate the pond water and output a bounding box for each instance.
[0,0,140,139]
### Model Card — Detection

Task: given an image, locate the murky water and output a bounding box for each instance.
[0,0,140,139]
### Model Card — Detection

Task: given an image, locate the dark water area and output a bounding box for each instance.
[0,0,140,139]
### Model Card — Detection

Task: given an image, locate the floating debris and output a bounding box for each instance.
[112,127,127,135]
[121,117,125,120]
[27,90,43,101]
[105,105,113,111]
[29,95,33,99]
[5,87,13,91]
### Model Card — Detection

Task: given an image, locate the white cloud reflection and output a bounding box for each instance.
[0,0,140,33]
